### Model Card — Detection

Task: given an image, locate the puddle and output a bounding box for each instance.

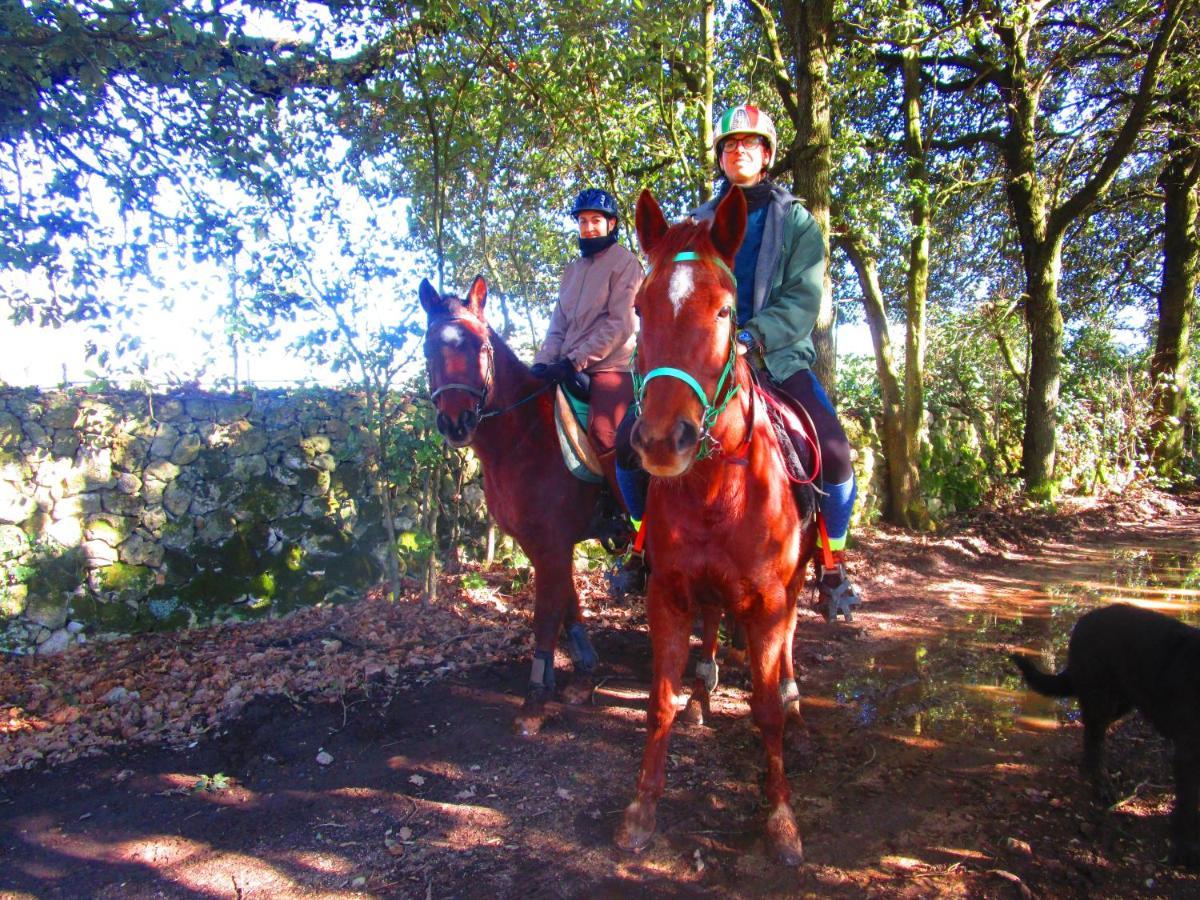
[836,543,1200,740]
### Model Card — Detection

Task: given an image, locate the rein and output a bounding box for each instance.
[633,251,742,461]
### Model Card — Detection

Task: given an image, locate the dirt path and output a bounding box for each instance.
[3,490,1200,898]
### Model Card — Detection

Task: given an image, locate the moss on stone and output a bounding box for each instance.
[98,561,152,594]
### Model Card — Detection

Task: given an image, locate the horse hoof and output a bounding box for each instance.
[680,698,705,726]
[783,698,801,725]
[562,675,594,706]
[514,690,551,736]
[513,713,545,737]
[766,804,804,866]
[614,800,657,853]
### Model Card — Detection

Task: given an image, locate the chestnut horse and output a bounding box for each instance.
[614,188,815,864]
[420,276,605,736]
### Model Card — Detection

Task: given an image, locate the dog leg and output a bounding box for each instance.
[1081,709,1117,806]
[1170,743,1200,869]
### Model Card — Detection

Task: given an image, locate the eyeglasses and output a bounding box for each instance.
[721,135,766,153]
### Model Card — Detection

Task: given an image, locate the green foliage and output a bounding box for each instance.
[191,773,231,794]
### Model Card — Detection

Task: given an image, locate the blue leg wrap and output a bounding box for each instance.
[565,623,598,673]
[615,460,648,521]
[529,650,556,691]
[817,476,856,545]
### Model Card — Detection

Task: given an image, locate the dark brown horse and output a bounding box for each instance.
[614,188,815,864]
[420,276,605,736]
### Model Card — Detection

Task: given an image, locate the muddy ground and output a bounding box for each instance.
[3,488,1200,898]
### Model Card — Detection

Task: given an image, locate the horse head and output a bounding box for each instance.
[630,187,747,476]
[420,275,495,447]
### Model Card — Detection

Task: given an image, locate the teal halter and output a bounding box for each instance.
[633,251,741,460]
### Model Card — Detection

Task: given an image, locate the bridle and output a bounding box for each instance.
[427,318,553,424]
[632,251,743,461]
[428,318,496,423]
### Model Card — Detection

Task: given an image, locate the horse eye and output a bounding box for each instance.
[717,306,732,319]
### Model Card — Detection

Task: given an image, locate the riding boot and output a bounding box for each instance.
[593,450,648,597]
[815,549,862,623]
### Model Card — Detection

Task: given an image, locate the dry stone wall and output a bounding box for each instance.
[0,387,401,655]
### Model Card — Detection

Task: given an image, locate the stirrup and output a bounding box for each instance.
[816,565,861,623]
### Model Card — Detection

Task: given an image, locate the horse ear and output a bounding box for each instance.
[710,186,747,264]
[419,278,444,315]
[635,190,669,256]
[466,275,488,316]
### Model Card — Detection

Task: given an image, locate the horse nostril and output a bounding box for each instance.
[460,410,478,431]
[436,412,451,435]
[672,420,699,454]
[630,419,647,454]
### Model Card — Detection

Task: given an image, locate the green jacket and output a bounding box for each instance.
[694,184,826,382]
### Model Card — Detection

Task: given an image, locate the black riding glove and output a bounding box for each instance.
[531,358,575,383]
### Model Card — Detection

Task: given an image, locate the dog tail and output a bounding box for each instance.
[1010,653,1075,697]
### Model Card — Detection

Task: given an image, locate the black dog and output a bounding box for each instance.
[1011,603,1200,868]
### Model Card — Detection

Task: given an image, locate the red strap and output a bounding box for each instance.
[633,518,648,554]
[816,514,836,570]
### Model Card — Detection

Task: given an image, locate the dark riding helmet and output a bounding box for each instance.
[570,188,619,220]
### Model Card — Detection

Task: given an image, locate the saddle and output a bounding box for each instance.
[754,376,820,527]
[553,384,604,483]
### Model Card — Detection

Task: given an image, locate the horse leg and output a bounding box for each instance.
[746,607,804,866]
[561,591,599,706]
[514,550,573,737]
[682,606,721,726]
[615,587,690,853]
[779,605,801,727]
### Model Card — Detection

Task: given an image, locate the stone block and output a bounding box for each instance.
[163,482,193,518]
[144,459,180,484]
[0,482,34,524]
[300,435,332,456]
[171,433,202,466]
[45,515,82,548]
[150,423,180,459]
[230,454,268,481]
[119,533,164,568]
[155,398,185,421]
[36,628,72,656]
[43,404,79,429]
[22,420,48,446]
[85,516,130,546]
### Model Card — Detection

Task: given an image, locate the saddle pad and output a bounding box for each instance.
[553,386,604,482]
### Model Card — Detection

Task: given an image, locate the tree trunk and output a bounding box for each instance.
[840,236,910,524]
[1019,240,1065,497]
[984,0,1183,497]
[1149,103,1199,477]
[699,0,715,204]
[899,30,929,526]
[781,0,836,393]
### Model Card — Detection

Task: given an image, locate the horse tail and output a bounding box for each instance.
[1010,653,1075,697]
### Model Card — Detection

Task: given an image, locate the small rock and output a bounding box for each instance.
[1005,836,1033,856]
[102,687,130,705]
[37,630,72,656]
[316,751,334,766]
[351,876,366,888]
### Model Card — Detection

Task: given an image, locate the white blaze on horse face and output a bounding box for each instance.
[439,323,467,347]
[667,264,693,316]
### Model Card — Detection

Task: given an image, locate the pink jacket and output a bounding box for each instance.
[534,242,642,374]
